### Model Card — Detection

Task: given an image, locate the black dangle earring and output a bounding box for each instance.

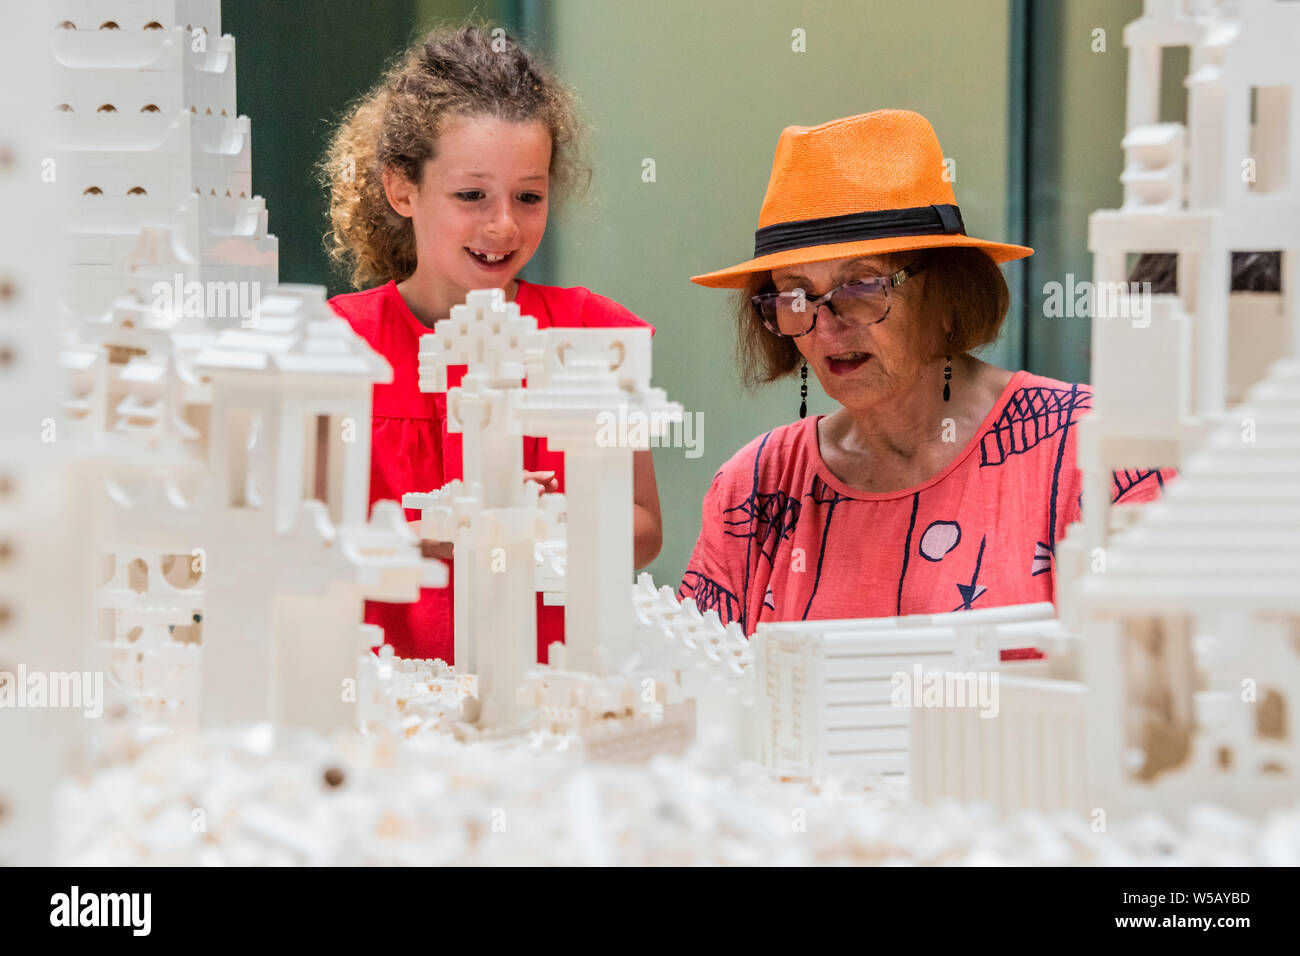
[799,359,809,419]
[943,330,953,403]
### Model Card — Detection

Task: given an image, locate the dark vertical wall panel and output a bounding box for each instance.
[223,0,421,294]
[1023,0,1143,382]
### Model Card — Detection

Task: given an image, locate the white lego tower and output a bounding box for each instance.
[1076,0,1300,816]
[0,3,97,865]
[912,0,1300,821]
[1073,0,1300,562]
[406,291,547,728]
[50,2,441,734]
[52,2,276,326]
[405,291,683,728]
[511,326,681,672]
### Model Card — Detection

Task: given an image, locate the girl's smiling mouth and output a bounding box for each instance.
[466,247,516,270]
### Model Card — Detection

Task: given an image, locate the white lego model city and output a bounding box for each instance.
[1,0,1298,865]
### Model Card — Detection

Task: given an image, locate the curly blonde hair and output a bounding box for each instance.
[321,24,587,290]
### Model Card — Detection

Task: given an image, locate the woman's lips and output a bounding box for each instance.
[826,353,871,375]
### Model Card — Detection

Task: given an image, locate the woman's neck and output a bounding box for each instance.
[824,354,997,465]
[395,268,518,328]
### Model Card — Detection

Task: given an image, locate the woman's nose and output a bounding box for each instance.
[811,299,849,332]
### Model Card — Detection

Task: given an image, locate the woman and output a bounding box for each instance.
[679,109,1173,633]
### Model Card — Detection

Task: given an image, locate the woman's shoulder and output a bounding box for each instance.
[1007,368,1092,398]
[708,419,811,490]
[1001,370,1095,424]
[516,280,654,333]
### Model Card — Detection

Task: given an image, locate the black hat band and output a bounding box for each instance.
[753,203,965,258]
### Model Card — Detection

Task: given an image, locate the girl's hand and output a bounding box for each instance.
[406,469,554,558]
[407,518,453,560]
[524,470,558,494]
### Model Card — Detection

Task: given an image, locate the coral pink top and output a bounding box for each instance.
[329,279,652,662]
[678,371,1175,646]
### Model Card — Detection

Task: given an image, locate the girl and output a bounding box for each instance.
[323,25,663,663]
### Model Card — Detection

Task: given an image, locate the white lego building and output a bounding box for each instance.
[0,3,98,867]
[33,2,751,766]
[8,0,1300,867]
[912,0,1300,822]
[45,1,440,737]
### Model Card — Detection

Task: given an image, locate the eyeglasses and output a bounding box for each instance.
[752,263,924,338]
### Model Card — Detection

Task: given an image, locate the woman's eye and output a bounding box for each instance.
[455,190,484,201]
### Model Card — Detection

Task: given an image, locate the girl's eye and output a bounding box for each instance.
[455,190,484,201]
[517,192,544,205]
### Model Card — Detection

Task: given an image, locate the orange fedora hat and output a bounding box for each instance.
[691,109,1033,289]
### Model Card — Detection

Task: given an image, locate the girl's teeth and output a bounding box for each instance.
[471,249,508,263]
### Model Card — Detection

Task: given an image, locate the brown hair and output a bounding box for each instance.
[321,24,587,290]
[731,246,1011,387]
